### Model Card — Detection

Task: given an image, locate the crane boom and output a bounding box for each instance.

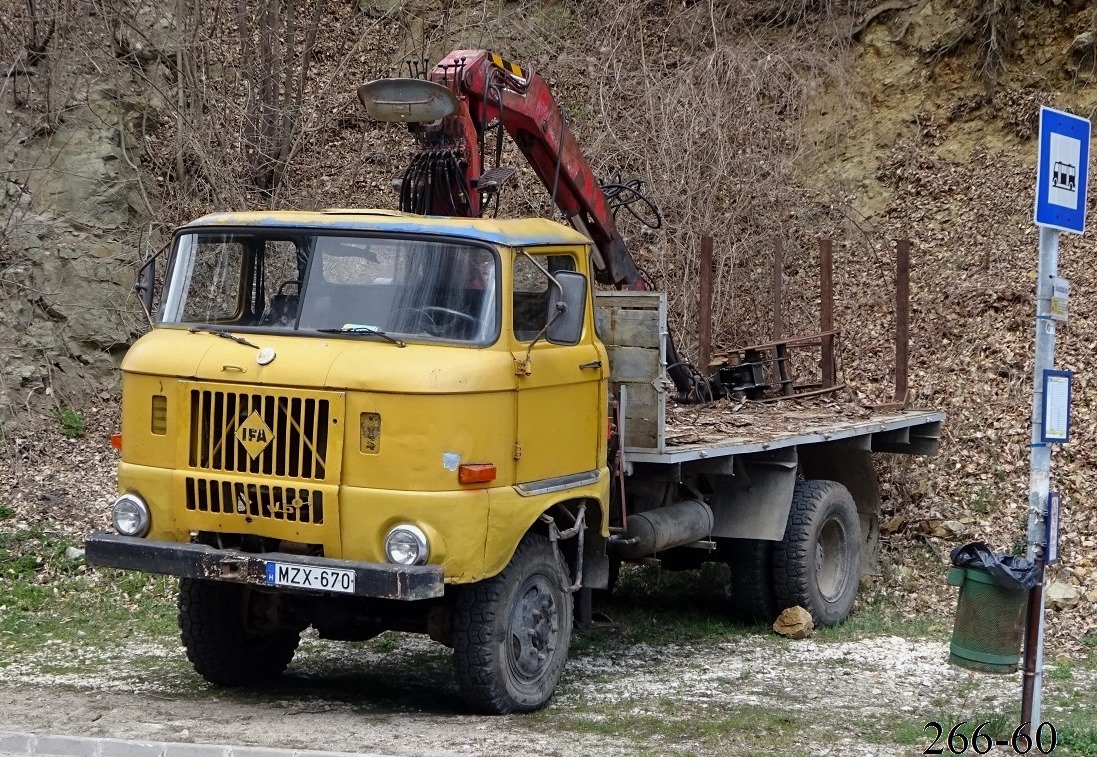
[358,50,709,400]
[427,50,643,288]
[358,50,645,287]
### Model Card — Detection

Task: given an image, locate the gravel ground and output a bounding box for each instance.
[1,625,1093,757]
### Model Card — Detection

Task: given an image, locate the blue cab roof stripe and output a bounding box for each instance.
[181,210,591,247]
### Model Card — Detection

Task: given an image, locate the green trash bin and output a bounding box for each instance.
[947,565,1030,674]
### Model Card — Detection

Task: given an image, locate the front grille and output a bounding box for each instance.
[185,476,325,524]
[188,389,330,479]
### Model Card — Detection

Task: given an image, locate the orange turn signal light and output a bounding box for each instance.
[458,463,496,484]
[110,433,123,450]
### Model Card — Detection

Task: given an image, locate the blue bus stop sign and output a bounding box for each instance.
[1035,106,1091,233]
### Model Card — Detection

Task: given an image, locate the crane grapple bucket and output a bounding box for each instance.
[357,78,459,123]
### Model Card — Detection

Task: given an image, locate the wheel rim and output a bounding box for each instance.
[815,516,852,602]
[506,574,560,684]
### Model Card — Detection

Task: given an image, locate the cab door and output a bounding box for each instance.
[510,249,604,483]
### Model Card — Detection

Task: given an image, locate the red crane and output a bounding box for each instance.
[358,50,708,399]
[359,50,645,289]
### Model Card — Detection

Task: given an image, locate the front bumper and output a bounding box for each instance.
[85,531,445,601]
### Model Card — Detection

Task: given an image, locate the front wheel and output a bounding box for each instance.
[453,533,573,714]
[178,578,301,686]
[772,480,861,627]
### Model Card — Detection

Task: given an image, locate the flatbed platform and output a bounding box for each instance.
[596,289,945,466]
[625,396,944,463]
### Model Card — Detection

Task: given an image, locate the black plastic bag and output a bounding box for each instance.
[950,541,1039,592]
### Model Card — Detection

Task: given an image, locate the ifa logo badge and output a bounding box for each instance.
[236,410,275,458]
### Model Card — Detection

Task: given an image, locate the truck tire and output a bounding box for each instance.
[453,533,573,714]
[726,538,778,624]
[178,578,301,686]
[773,480,861,628]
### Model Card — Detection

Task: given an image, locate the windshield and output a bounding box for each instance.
[160,232,499,345]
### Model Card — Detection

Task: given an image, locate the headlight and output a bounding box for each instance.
[112,493,151,537]
[384,524,428,566]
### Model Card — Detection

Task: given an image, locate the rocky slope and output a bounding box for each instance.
[814,1,1097,646]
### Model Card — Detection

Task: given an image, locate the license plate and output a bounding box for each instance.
[264,561,356,594]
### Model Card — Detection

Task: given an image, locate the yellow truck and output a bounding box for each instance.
[85,51,944,715]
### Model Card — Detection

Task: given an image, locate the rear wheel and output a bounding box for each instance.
[178,578,301,686]
[453,533,573,714]
[773,480,861,627]
[726,538,777,624]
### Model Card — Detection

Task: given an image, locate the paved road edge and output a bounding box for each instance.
[0,732,399,757]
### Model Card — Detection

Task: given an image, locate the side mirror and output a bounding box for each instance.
[136,257,155,315]
[546,271,587,345]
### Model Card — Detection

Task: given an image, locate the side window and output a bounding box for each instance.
[255,240,305,327]
[512,254,577,342]
[264,240,302,287]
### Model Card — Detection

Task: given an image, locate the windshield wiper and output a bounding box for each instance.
[188,327,260,349]
[318,324,406,347]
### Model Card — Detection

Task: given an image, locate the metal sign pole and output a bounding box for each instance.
[1023,106,1088,735]
[1021,225,1058,731]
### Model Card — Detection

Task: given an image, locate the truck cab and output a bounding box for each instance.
[91,209,610,714]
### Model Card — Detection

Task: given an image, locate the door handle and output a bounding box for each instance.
[579,360,602,370]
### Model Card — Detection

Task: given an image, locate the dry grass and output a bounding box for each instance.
[581,3,857,360]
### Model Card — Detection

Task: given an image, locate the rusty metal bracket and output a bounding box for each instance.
[539,503,586,593]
